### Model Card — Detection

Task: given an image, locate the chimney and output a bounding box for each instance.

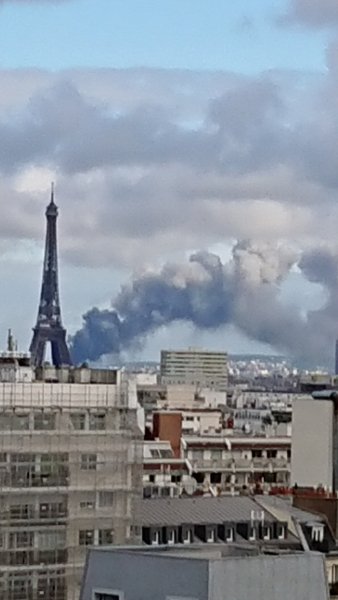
[153,412,182,458]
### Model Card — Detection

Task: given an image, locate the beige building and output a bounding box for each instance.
[160,348,228,391]
[0,356,143,600]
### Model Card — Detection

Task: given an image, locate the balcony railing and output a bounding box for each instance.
[188,457,289,472]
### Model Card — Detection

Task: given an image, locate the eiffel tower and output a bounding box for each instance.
[29,184,72,367]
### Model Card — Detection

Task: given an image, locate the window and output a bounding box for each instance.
[9,531,34,549]
[277,524,285,540]
[262,526,270,540]
[39,530,66,550]
[8,573,32,600]
[252,450,262,458]
[99,529,114,545]
[267,450,277,459]
[81,454,97,470]
[171,475,181,483]
[249,526,256,541]
[79,530,94,546]
[207,529,215,543]
[80,501,95,510]
[10,503,34,520]
[38,572,66,600]
[225,527,233,542]
[39,453,69,486]
[39,501,67,519]
[167,529,176,545]
[10,453,35,487]
[70,412,86,430]
[0,412,29,431]
[152,530,160,545]
[33,412,56,430]
[183,529,191,544]
[160,449,174,458]
[98,491,114,507]
[89,413,106,431]
[94,592,123,600]
[312,524,324,542]
[149,449,160,458]
[332,564,338,583]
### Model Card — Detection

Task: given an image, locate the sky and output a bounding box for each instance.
[1,0,338,366]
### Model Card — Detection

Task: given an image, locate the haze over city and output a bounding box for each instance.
[1,0,338,367]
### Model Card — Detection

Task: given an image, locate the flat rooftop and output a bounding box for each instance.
[91,543,305,561]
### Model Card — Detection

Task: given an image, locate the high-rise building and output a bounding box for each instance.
[0,355,143,600]
[30,184,72,368]
[160,348,228,391]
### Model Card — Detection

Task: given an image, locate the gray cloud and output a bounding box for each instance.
[1,65,338,364]
[70,241,338,368]
[0,66,337,273]
[282,0,338,27]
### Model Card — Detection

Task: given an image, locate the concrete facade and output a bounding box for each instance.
[80,546,329,600]
[160,349,228,391]
[0,365,143,600]
[291,397,334,490]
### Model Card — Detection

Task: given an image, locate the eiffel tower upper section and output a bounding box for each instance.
[29,185,72,367]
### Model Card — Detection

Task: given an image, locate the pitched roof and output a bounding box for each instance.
[137,495,277,527]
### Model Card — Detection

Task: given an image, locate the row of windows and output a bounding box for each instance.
[0,570,66,600]
[0,411,108,431]
[79,529,114,546]
[5,493,114,521]
[0,452,114,477]
[0,529,66,550]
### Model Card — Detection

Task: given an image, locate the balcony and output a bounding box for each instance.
[188,457,290,473]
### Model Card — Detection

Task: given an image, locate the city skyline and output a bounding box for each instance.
[1,0,338,365]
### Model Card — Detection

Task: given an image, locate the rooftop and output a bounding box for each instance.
[137,495,276,526]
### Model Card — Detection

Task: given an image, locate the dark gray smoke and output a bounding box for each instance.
[70,241,338,368]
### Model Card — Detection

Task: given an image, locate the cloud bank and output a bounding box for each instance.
[1,58,338,364]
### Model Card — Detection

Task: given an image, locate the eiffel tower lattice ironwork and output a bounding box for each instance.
[29,184,72,367]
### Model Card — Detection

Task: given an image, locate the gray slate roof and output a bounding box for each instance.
[137,496,276,527]
[255,495,323,523]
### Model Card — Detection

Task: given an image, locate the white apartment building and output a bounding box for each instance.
[160,348,228,391]
[183,435,290,495]
[0,355,143,600]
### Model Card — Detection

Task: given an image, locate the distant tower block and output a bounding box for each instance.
[29,184,72,367]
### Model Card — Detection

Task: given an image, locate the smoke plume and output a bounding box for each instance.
[70,241,338,368]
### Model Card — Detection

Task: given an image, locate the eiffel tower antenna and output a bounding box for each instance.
[29,184,72,367]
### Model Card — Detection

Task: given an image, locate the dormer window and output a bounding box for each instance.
[168,530,175,545]
[183,529,191,544]
[277,524,285,540]
[311,524,324,543]
[152,530,160,545]
[207,529,215,543]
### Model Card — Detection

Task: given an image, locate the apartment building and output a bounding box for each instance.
[0,353,143,600]
[80,544,329,600]
[160,348,228,391]
[184,435,290,494]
